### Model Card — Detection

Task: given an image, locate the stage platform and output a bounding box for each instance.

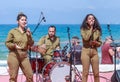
[0,63,119,82]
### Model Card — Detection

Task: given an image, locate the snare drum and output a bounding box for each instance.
[42,61,70,82]
[53,50,63,62]
[53,50,61,57]
[30,58,45,73]
[53,50,68,62]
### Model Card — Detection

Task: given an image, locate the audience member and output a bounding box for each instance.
[101,36,114,64]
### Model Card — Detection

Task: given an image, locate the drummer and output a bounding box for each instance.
[37,25,60,64]
[67,36,82,65]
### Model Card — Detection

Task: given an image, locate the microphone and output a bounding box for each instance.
[41,12,46,22]
[107,24,111,32]
[24,25,31,35]
[24,24,28,32]
[67,27,70,32]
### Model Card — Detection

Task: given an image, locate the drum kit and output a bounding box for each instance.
[30,45,82,82]
[28,12,80,82]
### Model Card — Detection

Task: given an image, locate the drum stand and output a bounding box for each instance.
[35,52,42,82]
[71,45,82,82]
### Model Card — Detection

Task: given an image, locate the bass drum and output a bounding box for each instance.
[42,61,70,82]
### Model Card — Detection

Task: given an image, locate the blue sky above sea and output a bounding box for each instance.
[0,0,120,24]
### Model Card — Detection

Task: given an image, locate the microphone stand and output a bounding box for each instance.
[107,24,117,81]
[29,12,45,60]
[107,24,114,41]
[107,24,116,71]
[32,16,45,35]
[29,12,45,82]
[67,27,72,82]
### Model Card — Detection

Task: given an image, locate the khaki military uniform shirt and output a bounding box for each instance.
[38,34,60,56]
[5,28,34,51]
[81,27,102,48]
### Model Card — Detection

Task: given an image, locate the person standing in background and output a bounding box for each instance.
[67,36,82,65]
[80,14,102,82]
[101,36,114,64]
[37,25,60,64]
[5,12,34,82]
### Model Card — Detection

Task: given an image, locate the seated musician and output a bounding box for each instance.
[37,25,60,64]
[67,36,82,65]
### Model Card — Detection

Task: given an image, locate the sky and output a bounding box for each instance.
[0,0,120,24]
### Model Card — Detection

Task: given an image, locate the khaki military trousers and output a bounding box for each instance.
[43,55,52,64]
[81,47,99,82]
[7,51,33,82]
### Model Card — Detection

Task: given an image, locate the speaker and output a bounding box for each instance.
[111,70,120,82]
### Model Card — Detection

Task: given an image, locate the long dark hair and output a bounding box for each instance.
[80,14,102,35]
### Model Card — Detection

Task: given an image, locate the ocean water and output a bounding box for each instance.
[0,24,120,63]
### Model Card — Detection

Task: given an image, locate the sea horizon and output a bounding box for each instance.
[0,24,120,65]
